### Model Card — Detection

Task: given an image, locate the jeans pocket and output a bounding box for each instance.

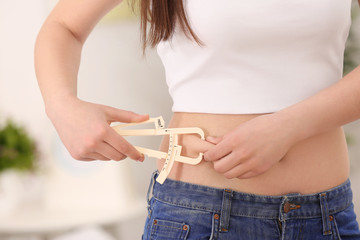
[331,203,360,240]
[150,218,190,240]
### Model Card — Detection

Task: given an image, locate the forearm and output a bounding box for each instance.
[277,65,360,143]
[34,20,83,113]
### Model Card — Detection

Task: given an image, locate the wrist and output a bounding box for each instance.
[272,110,310,147]
[44,93,79,119]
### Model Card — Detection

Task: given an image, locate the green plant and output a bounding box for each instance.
[343,1,360,146]
[345,132,356,146]
[0,120,38,173]
[343,1,360,75]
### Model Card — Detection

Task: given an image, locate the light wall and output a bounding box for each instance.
[0,1,170,239]
[0,1,360,239]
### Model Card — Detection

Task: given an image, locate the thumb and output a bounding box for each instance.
[106,107,149,123]
[129,112,150,123]
[206,136,223,145]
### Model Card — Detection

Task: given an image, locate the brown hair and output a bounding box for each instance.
[131,0,204,54]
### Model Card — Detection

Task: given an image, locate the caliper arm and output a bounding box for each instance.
[112,116,205,183]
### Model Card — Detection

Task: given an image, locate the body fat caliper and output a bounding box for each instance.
[112,116,205,184]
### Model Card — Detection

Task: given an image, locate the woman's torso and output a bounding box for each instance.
[157,113,350,195]
[157,0,352,114]
[155,0,352,195]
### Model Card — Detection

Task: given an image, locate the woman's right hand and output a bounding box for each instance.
[46,96,149,162]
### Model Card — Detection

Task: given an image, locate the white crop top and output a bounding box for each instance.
[156,0,352,114]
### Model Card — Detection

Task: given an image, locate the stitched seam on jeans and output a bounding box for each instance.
[155,197,280,219]
[160,178,350,200]
[156,224,182,230]
[153,197,352,221]
[154,196,220,213]
[329,202,352,216]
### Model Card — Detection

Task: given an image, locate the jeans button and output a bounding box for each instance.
[283,201,301,213]
[284,202,291,213]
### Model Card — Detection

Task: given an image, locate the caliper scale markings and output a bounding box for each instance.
[112,116,205,184]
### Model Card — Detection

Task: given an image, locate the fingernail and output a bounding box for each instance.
[137,154,144,162]
[206,136,215,141]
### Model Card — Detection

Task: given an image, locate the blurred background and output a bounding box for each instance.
[0,0,359,239]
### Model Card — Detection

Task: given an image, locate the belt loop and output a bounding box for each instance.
[319,192,332,235]
[146,171,157,206]
[220,189,233,232]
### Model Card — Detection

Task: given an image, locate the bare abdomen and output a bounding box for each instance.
[157,112,350,195]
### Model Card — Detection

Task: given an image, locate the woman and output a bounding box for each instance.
[35,0,360,239]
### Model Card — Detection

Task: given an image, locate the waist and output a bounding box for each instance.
[157,112,350,195]
[151,170,353,220]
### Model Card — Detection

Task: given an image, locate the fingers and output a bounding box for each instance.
[212,152,242,174]
[95,142,127,161]
[105,107,149,123]
[55,98,149,162]
[75,157,97,162]
[212,153,256,179]
[103,107,147,160]
[203,137,232,162]
[87,152,111,161]
[178,134,214,157]
[71,152,108,161]
[206,136,223,145]
[194,139,215,155]
[71,145,124,161]
[70,124,142,161]
[105,126,144,161]
[77,140,138,161]
[204,135,255,179]
[221,161,251,179]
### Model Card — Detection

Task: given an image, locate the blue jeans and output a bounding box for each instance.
[142,171,360,240]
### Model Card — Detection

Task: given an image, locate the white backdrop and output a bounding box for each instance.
[0,1,359,239]
[0,1,171,239]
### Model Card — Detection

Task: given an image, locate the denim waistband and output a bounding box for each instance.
[149,171,353,221]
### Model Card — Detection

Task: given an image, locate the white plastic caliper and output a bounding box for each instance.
[112,116,205,184]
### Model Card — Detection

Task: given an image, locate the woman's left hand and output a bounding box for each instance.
[203,113,299,179]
